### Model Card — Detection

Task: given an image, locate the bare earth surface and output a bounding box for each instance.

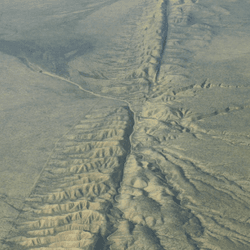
[0,0,250,249]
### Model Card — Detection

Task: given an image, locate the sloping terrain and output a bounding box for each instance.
[1,0,250,249]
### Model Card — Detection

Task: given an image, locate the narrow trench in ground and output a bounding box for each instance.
[20,66,137,250]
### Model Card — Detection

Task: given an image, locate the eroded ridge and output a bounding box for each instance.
[2,0,250,249]
[88,0,169,97]
[3,105,134,250]
[152,0,221,98]
[109,154,203,250]
[129,0,168,83]
[108,99,250,250]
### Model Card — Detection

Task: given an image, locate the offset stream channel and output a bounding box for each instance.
[2,67,136,249]
[1,0,250,249]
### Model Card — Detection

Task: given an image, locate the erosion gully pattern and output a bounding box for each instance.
[4,106,134,250]
[3,0,250,249]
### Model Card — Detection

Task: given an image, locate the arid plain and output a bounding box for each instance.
[1,0,250,249]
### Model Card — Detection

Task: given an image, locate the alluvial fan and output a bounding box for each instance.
[3,105,134,250]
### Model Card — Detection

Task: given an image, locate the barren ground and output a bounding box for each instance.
[1,0,250,249]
